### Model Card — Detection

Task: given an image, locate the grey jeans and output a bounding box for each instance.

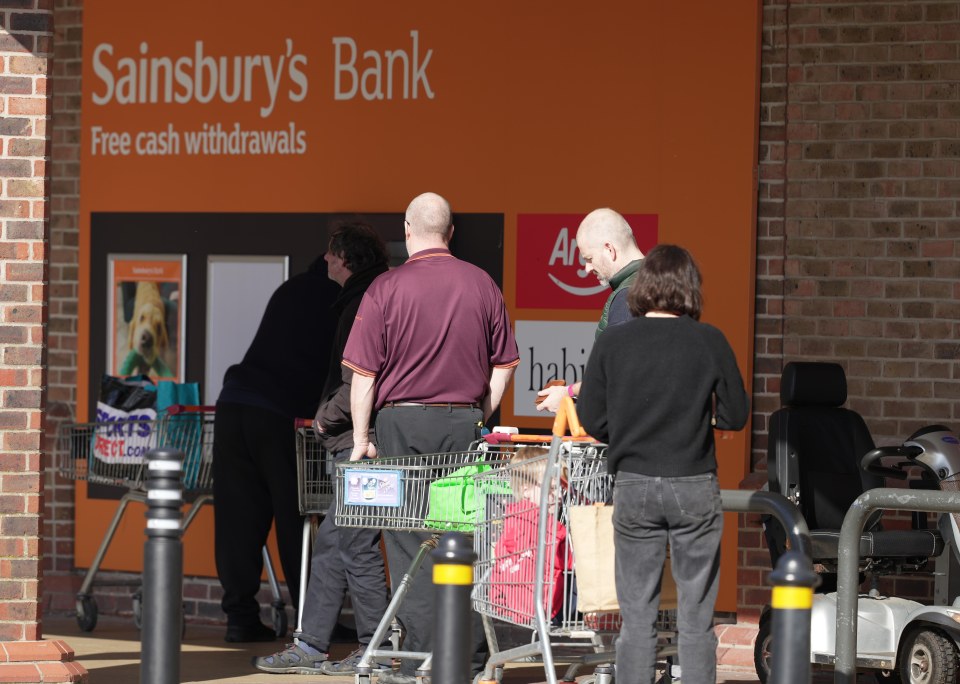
[612,471,722,684]
[296,449,390,653]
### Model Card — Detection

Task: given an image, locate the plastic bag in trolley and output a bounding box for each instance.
[91,374,158,465]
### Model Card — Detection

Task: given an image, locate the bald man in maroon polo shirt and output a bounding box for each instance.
[342,191,519,683]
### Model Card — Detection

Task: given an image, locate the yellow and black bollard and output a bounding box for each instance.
[769,549,819,684]
[432,531,477,684]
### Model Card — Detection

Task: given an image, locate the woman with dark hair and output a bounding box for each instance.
[577,244,750,684]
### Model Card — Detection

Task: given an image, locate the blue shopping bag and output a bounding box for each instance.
[156,381,203,488]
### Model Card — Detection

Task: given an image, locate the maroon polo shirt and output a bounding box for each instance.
[342,248,520,410]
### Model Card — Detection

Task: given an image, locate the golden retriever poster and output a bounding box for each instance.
[108,255,185,382]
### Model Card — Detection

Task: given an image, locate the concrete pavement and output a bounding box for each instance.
[44,615,763,683]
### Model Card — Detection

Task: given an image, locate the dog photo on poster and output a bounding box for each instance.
[107,254,186,382]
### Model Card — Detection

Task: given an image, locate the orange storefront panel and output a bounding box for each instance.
[79,1,761,610]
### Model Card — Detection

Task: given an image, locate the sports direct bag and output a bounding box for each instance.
[92,374,158,465]
[567,504,678,615]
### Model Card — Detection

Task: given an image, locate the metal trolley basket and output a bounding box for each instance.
[295,420,336,518]
[472,433,679,684]
[292,419,337,632]
[333,446,510,683]
[56,405,285,634]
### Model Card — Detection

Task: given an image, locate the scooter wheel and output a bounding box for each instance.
[76,595,98,632]
[754,609,772,684]
[898,627,958,684]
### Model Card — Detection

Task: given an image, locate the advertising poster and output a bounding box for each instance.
[107,255,186,382]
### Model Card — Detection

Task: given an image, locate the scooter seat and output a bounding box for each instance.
[810,528,943,561]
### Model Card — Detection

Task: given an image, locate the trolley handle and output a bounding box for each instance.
[164,404,216,416]
[482,433,596,445]
[294,417,315,429]
[482,432,602,505]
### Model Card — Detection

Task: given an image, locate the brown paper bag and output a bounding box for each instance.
[567,504,678,613]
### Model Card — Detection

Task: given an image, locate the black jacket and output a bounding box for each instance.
[578,315,749,477]
[314,263,388,451]
[218,258,339,420]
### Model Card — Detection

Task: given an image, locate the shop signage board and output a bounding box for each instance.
[79,1,761,608]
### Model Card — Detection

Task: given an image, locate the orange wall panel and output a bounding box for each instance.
[78,0,761,611]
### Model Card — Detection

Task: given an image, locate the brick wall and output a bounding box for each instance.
[740,0,960,617]
[738,0,791,619]
[0,1,53,643]
[41,0,960,626]
[43,0,82,616]
[40,0,285,629]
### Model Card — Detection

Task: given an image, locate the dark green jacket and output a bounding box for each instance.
[596,259,642,338]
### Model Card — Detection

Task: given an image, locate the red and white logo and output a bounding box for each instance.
[516,213,658,310]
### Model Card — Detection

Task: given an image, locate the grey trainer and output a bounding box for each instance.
[253,642,328,675]
[319,647,391,675]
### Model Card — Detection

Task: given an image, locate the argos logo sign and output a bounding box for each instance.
[516,213,658,310]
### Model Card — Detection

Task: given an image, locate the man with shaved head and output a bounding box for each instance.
[537,207,645,412]
[342,191,520,683]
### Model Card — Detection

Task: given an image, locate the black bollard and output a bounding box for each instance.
[769,549,819,684]
[431,532,477,684]
[141,448,184,684]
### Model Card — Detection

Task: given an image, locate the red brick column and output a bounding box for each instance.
[0,2,86,681]
[43,0,84,614]
[738,0,960,620]
[734,0,791,625]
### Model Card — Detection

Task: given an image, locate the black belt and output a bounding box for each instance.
[382,402,479,409]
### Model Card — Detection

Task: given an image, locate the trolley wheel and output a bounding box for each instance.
[390,618,405,652]
[754,608,772,684]
[76,595,98,632]
[473,667,503,684]
[593,664,615,684]
[355,675,372,684]
[132,591,142,629]
[272,604,288,638]
[898,627,958,684]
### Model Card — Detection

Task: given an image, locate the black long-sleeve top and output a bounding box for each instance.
[578,315,750,477]
[218,258,339,420]
[314,263,388,451]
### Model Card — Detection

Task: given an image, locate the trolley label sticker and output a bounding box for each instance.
[345,469,403,507]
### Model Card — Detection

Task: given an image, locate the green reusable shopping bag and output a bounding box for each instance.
[425,463,509,532]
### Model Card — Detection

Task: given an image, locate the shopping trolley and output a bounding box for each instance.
[56,405,286,634]
[292,418,337,632]
[472,402,679,684]
[333,447,510,683]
